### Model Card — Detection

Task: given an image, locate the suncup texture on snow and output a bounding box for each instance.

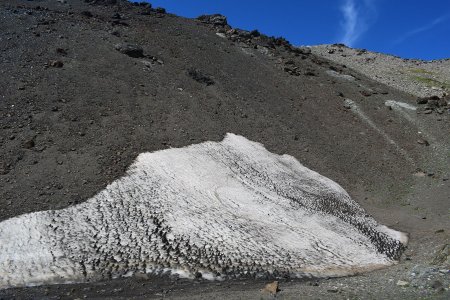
[0,134,407,289]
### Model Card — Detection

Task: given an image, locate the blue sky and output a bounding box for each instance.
[135,0,450,60]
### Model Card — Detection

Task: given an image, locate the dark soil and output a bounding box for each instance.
[0,0,448,299]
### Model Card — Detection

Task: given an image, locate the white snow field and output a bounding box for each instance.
[0,134,407,289]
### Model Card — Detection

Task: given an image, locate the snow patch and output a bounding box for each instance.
[0,134,406,289]
[215,32,226,39]
[377,225,409,245]
[385,100,417,111]
[326,70,355,81]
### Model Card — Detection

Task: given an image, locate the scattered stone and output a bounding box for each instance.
[215,32,226,39]
[115,43,144,58]
[111,20,129,27]
[343,99,353,109]
[154,7,166,14]
[438,97,448,107]
[297,47,311,55]
[85,0,118,5]
[417,97,429,105]
[261,281,279,295]
[326,70,355,81]
[417,139,429,146]
[417,95,440,104]
[427,99,439,108]
[432,244,449,265]
[23,139,35,149]
[396,280,409,287]
[416,95,448,115]
[49,60,63,68]
[284,66,301,76]
[250,29,260,37]
[112,12,121,19]
[80,11,93,18]
[360,90,373,97]
[357,48,368,55]
[110,30,120,37]
[235,29,252,39]
[56,48,67,55]
[197,14,227,26]
[187,68,214,85]
[140,8,152,15]
[283,59,294,66]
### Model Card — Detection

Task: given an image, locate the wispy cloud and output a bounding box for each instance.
[394,15,450,45]
[340,0,358,46]
[339,0,377,47]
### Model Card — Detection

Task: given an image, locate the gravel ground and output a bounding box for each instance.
[311,44,450,98]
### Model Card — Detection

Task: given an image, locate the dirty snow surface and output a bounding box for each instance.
[0,134,407,289]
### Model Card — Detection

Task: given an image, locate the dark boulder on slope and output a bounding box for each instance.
[84,0,118,5]
[187,68,215,85]
[197,14,228,26]
[114,43,144,58]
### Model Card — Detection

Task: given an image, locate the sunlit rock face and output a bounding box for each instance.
[0,134,407,289]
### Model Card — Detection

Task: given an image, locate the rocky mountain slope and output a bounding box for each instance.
[0,0,449,299]
[311,44,450,98]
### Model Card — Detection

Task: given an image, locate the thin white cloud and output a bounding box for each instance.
[340,0,358,46]
[339,0,377,47]
[394,15,450,45]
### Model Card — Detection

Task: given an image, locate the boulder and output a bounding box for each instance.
[187,68,214,85]
[417,95,439,105]
[197,14,227,26]
[84,0,118,5]
[114,43,144,58]
[23,139,35,149]
[48,60,63,68]
[154,7,166,14]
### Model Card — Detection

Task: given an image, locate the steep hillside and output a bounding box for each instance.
[311,44,450,98]
[0,0,449,299]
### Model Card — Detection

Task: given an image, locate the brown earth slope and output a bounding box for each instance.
[0,0,449,299]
